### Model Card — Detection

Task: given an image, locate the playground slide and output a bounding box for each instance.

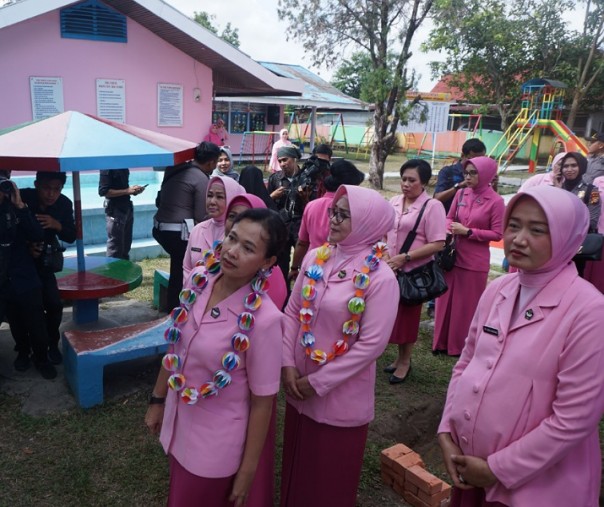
[546,120,588,155]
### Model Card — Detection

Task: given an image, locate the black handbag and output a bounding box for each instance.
[436,235,456,272]
[436,192,463,272]
[573,233,604,261]
[396,200,448,306]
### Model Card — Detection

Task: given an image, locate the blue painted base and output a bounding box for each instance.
[72,299,99,325]
[62,318,169,408]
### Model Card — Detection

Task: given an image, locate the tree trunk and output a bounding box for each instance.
[368,104,388,189]
[566,92,582,130]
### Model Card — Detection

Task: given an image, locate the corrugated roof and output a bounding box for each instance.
[0,0,304,97]
[217,62,368,110]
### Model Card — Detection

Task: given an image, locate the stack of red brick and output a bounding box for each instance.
[380,443,451,507]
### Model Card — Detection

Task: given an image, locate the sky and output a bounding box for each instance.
[163,0,443,92]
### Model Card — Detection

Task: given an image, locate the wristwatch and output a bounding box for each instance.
[404,253,412,263]
[467,229,473,237]
[454,183,460,190]
[149,394,166,405]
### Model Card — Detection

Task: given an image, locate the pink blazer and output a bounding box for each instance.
[447,189,504,272]
[282,247,399,427]
[182,220,223,282]
[386,192,447,272]
[161,272,284,478]
[439,263,604,506]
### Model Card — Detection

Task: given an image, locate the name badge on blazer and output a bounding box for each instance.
[483,325,499,336]
[191,247,201,252]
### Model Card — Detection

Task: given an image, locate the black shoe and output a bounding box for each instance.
[389,363,411,384]
[432,349,447,356]
[13,352,31,372]
[383,365,396,374]
[48,345,63,365]
[35,361,57,380]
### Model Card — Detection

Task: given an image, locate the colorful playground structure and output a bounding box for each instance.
[489,78,587,172]
[237,78,589,172]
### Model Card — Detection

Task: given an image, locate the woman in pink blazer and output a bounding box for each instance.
[145,209,287,507]
[384,159,447,383]
[182,176,244,282]
[438,185,604,507]
[280,185,399,507]
[433,156,505,356]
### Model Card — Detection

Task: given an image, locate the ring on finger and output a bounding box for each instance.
[458,474,466,484]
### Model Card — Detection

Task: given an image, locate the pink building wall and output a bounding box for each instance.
[0,9,212,143]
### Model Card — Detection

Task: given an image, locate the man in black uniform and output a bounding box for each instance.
[98,169,146,260]
[12,172,76,365]
[153,141,220,309]
[267,146,304,280]
[0,175,56,379]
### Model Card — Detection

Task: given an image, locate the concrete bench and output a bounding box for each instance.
[62,317,169,408]
[153,269,170,312]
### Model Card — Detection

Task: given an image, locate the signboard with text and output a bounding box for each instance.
[157,83,183,127]
[30,77,64,120]
[96,79,126,123]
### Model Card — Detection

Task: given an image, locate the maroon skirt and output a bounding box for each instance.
[168,398,277,507]
[433,267,488,355]
[450,487,508,507]
[280,403,369,507]
[168,456,234,507]
[388,302,423,344]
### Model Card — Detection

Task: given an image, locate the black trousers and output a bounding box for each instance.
[7,286,50,363]
[9,270,62,349]
[153,227,187,311]
[106,204,134,260]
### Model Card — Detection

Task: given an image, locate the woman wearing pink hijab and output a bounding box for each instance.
[280,186,399,507]
[268,128,293,173]
[225,194,288,310]
[183,176,244,282]
[438,185,604,507]
[433,156,505,356]
[518,151,566,191]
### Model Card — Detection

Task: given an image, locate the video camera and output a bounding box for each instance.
[0,177,13,196]
[293,155,331,193]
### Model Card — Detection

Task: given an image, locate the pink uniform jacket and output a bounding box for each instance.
[283,247,399,427]
[160,271,284,478]
[439,263,604,507]
[386,191,447,272]
[447,188,504,272]
[298,191,336,251]
[182,176,244,282]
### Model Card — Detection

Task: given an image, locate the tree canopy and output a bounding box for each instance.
[193,11,241,48]
[425,0,604,130]
[279,0,434,189]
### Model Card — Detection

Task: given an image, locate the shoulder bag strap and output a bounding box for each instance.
[399,199,430,255]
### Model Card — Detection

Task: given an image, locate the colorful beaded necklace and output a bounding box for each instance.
[162,255,269,405]
[300,241,387,365]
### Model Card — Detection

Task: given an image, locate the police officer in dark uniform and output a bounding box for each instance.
[98,168,145,260]
[13,172,76,365]
[0,174,56,379]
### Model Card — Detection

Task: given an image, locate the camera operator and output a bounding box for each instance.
[0,174,57,379]
[9,172,76,366]
[268,145,332,286]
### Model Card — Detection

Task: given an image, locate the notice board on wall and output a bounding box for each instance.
[30,77,64,121]
[96,79,126,123]
[157,83,183,127]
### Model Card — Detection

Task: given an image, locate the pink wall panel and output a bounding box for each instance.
[0,10,212,143]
